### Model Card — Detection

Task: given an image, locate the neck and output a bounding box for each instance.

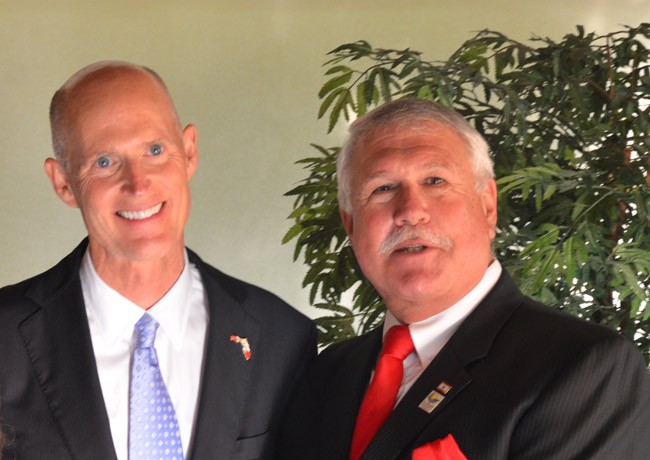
[89,246,186,309]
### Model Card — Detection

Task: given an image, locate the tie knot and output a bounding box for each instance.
[134,313,159,349]
[381,325,414,361]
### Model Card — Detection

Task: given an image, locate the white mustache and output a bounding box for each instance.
[379,227,452,255]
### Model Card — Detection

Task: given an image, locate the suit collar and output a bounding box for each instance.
[185,249,262,460]
[20,238,118,460]
[446,270,524,364]
[24,238,88,308]
[396,260,503,369]
[362,350,471,460]
[362,271,524,460]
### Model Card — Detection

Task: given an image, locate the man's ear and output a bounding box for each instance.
[182,124,198,179]
[340,208,354,239]
[44,157,79,208]
[481,178,498,240]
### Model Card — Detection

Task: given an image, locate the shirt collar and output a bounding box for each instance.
[80,250,195,350]
[384,260,502,367]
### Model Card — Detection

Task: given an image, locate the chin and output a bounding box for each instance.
[121,237,180,260]
[389,272,447,299]
[384,282,438,305]
[396,266,444,288]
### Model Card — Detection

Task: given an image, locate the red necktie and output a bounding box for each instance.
[349,325,415,460]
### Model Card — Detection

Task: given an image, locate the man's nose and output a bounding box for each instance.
[394,185,430,226]
[121,160,149,194]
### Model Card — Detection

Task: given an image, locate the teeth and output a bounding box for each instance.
[117,203,163,220]
[402,245,425,253]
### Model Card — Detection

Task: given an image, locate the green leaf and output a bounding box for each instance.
[318,87,346,119]
[356,80,368,116]
[318,71,353,99]
[328,89,354,132]
[324,65,352,76]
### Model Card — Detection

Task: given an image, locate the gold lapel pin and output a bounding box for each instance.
[419,390,445,414]
[418,382,453,414]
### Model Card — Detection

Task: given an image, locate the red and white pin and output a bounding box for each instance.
[230,335,252,360]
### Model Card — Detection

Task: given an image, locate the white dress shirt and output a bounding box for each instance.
[80,250,209,460]
[383,260,502,404]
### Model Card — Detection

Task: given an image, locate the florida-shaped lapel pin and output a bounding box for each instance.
[230,335,252,360]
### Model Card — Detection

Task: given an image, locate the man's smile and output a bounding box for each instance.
[398,244,426,253]
[116,202,163,220]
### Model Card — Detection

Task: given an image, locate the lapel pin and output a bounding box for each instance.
[230,335,252,360]
[436,381,453,395]
[419,389,445,414]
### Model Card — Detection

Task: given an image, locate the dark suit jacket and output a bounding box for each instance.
[0,239,316,460]
[280,271,650,459]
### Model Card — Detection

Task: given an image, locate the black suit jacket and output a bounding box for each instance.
[0,239,316,460]
[280,271,650,459]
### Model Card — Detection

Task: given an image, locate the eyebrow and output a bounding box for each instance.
[361,162,451,181]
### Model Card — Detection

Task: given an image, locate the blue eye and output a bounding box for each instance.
[96,156,111,168]
[149,144,163,156]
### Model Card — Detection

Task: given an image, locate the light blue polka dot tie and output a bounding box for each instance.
[129,313,184,460]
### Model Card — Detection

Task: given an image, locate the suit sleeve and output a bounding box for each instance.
[509,336,650,459]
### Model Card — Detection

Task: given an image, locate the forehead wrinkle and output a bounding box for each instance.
[87,137,165,155]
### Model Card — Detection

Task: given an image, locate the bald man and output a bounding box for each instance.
[0,62,316,460]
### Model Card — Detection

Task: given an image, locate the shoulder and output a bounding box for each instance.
[0,241,85,313]
[509,295,621,350]
[187,247,313,330]
[466,270,623,358]
[513,298,645,380]
[502,300,650,458]
[312,328,383,375]
[462,281,645,398]
[320,328,381,356]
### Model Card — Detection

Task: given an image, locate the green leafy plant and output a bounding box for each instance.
[284,24,650,363]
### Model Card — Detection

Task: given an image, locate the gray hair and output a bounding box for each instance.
[336,98,494,212]
[49,61,180,172]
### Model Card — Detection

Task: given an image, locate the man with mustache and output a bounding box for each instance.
[0,61,316,459]
[280,98,650,459]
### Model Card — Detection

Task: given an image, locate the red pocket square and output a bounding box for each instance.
[412,434,467,460]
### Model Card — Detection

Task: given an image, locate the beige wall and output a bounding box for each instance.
[1,0,648,316]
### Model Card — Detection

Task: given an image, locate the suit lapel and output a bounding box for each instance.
[187,254,260,460]
[316,328,384,459]
[19,240,117,460]
[361,346,471,460]
[362,272,524,460]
